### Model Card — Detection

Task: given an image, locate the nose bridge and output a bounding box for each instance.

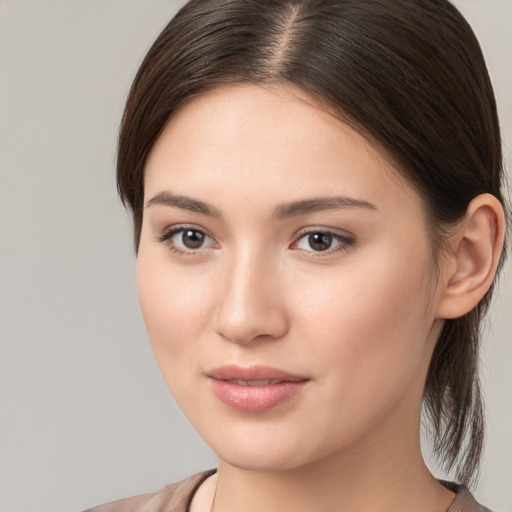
[214,244,287,344]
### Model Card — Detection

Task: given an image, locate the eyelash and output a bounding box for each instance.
[155,225,355,257]
[155,225,217,257]
[291,229,355,256]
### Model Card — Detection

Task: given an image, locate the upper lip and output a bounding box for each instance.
[208,364,308,382]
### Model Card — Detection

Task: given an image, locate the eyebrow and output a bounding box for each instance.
[146,191,221,217]
[273,196,377,218]
[146,191,377,218]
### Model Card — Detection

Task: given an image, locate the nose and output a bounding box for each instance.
[213,249,289,345]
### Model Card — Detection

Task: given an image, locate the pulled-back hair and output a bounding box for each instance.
[116,0,508,486]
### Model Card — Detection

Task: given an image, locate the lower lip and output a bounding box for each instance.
[209,379,308,413]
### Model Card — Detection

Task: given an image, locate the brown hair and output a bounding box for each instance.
[117,0,508,486]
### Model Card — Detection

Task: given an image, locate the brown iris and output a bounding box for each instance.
[181,229,205,249]
[308,233,333,251]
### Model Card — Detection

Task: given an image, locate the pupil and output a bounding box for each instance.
[183,230,204,249]
[308,233,332,251]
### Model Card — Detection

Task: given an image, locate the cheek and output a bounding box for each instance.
[136,253,214,373]
[297,247,431,329]
[290,243,435,396]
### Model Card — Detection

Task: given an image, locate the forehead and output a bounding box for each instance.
[144,84,421,217]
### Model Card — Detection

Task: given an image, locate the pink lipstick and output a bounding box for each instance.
[208,365,309,413]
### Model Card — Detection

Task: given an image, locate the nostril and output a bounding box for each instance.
[214,304,289,345]
[215,320,264,345]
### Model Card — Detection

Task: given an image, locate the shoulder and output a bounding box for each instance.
[443,481,494,512]
[82,470,216,512]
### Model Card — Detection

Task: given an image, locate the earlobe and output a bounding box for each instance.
[436,194,505,320]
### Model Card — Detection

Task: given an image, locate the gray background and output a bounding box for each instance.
[0,1,510,511]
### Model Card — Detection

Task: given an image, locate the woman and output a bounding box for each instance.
[86,0,508,510]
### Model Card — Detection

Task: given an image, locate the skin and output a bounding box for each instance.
[137,84,465,511]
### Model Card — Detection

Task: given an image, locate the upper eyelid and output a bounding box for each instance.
[292,226,354,240]
[157,224,214,240]
[158,226,352,238]
[292,231,353,246]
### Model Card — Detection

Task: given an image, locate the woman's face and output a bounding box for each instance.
[138,84,445,471]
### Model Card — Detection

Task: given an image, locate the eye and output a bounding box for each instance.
[292,230,353,254]
[157,226,216,254]
[176,228,209,249]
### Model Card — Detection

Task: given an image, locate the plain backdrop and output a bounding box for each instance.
[0,1,511,511]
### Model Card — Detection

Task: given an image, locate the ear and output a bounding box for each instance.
[436,193,506,320]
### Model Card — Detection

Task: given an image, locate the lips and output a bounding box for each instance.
[208,365,309,413]
[226,379,283,386]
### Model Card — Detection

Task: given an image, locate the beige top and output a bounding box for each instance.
[83,470,493,512]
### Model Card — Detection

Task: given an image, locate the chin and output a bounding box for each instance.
[220,449,309,473]
[198,420,334,473]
